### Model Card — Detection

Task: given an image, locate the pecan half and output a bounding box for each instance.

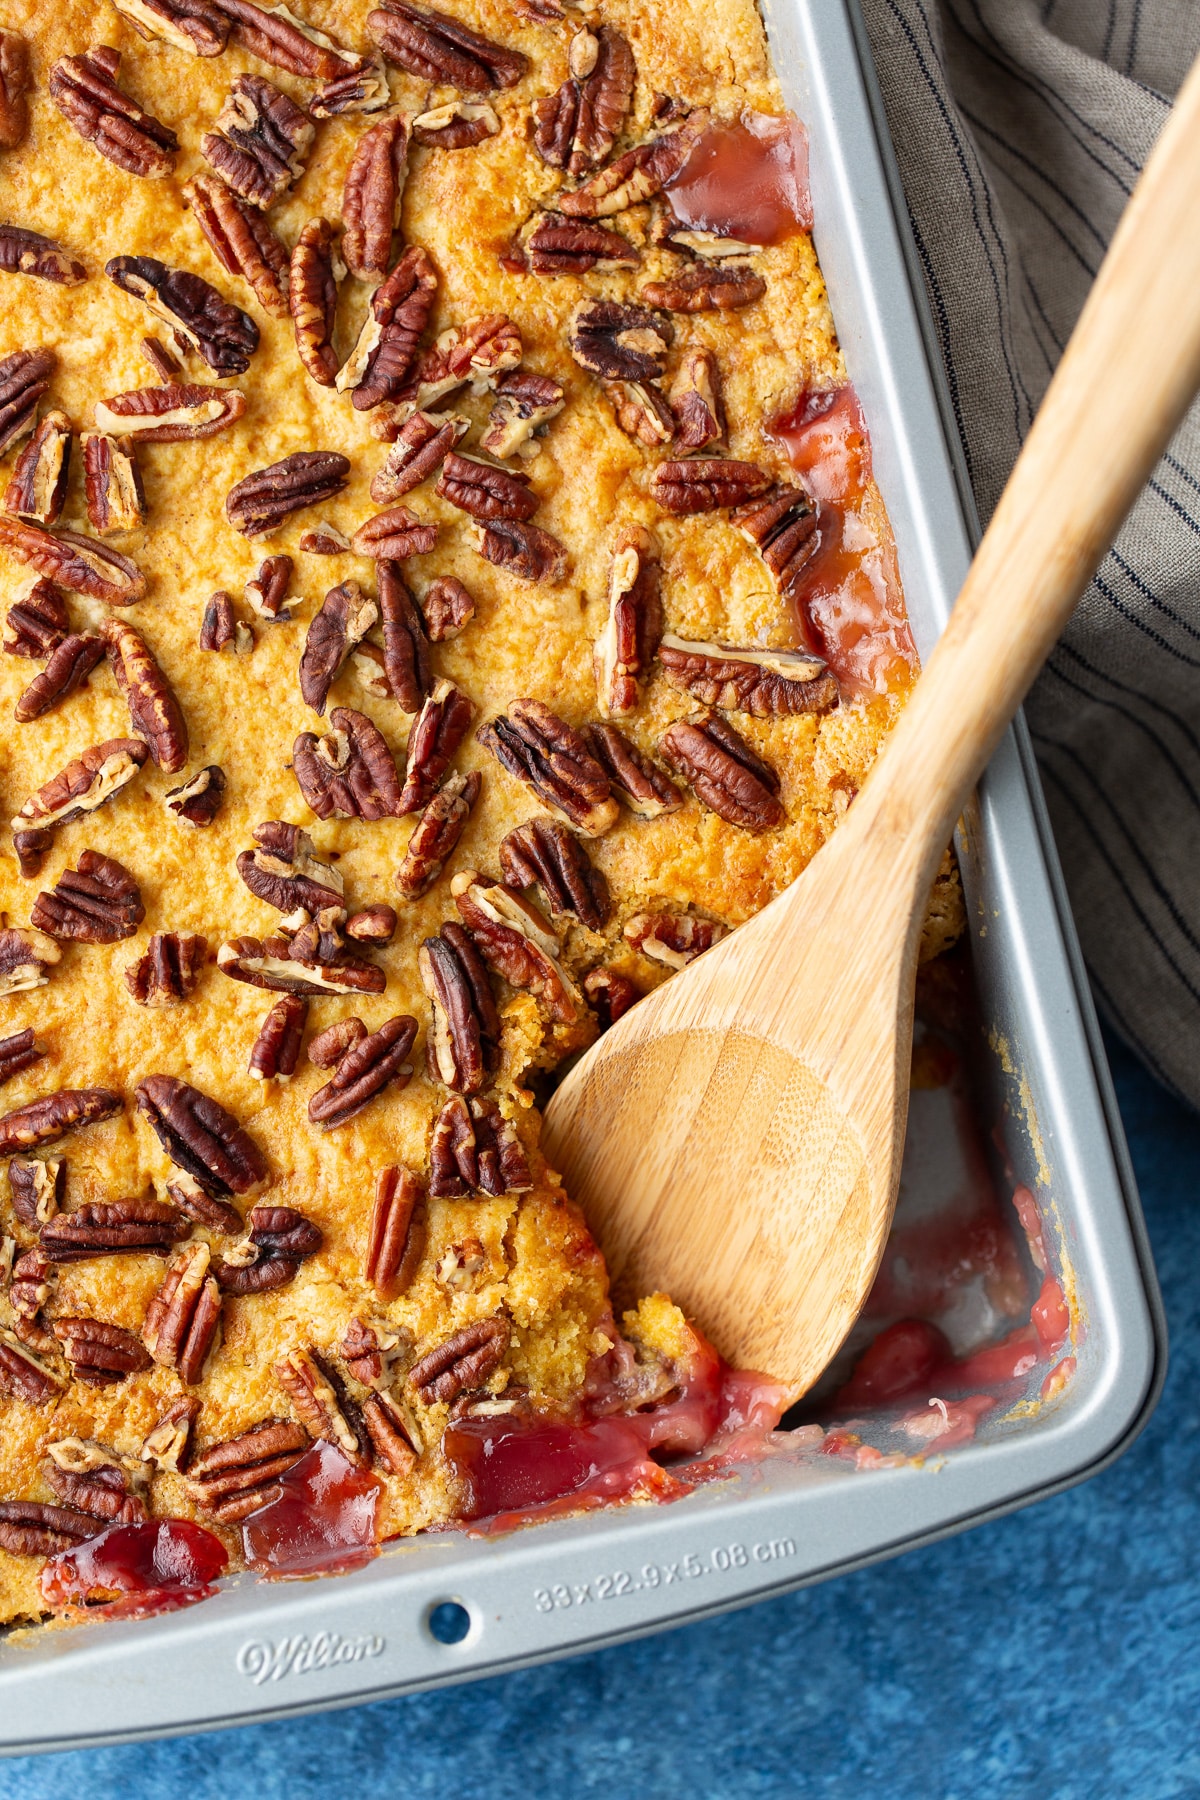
[45,1441,148,1522]
[245,553,292,620]
[107,254,259,378]
[142,1242,221,1384]
[437,451,537,521]
[367,1,527,91]
[237,820,344,914]
[11,740,148,875]
[499,817,610,930]
[94,381,248,442]
[135,1074,268,1196]
[558,110,707,217]
[0,1500,94,1554]
[568,299,673,382]
[352,504,439,560]
[248,993,307,1081]
[0,29,30,148]
[308,1014,418,1128]
[211,1203,321,1292]
[641,263,765,311]
[31,851,144,943]
[218,932,386,996]
[100,618,189,771]
[479,698,617,835]
[522,212,638,276]
[0,348,54,457]
[8,1156,63,1227]
[0,932,59,998]
[308,1018,367,1067]
[0,520,146,604]
[164,764,226,827]
[650,457,772,514]
[293,706,403,820]
[420,575,474,640]
[185,172,289,317]
[289,217,340,386]
[534,24,634,177]
[14,634,105,725]
[476,519,567,584]
[226,450,350,536]
[409,1315,510,1403]
[377,559,431,711]
[112,0,229,54]
[299,580,378,714]
[393,312,520,412]
[396,768,480,899]
[732,482,822,596]
[215,0,364,79]
[83,431,146,537]
[53,1315,153,1386]
[361,1390,419,1475]
[275,1347,368,1464]
[582,720,683,818]
[658,634,838,716]
[0,1327,64,1403]
[342,114,409,279]
[419,923,498,1094]
[125,932,208,1006]
[480,372,564,460]
[39,1195,186,1261]
[669,347,725,451]
[49,46,178,179]
[593,526,660,718]
[186,1419,311,1523]
[365,1165,425,1296]
[624,910,728,968]
[412,96,498,148]
[659,709,785,831]
[584,965,639,1029]
[311,55,390,117]
[165,1170,242,1235]
[338,246,440,413]
[453,871,580,1021]
[200,592,251,653]
[142,1396,200,1473]
[4,409,71,525]
[0,225,86,287]
[3,578,67,657]
[201,73,314,208]
[371,410,467,504]
[0,1031,45,1090]
[604,378,675,447]
[398,679,473,811]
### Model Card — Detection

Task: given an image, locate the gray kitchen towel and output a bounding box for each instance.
[857,0,1200,1107]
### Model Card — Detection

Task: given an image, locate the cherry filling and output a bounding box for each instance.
[40,1519,228,1619]
[835,1319,953,1408]
[665,111,812,242]
[241,1441,381,1579]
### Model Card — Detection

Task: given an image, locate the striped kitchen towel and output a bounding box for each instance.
[859,0,1200,1107]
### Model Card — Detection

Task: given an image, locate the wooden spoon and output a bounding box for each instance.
[543,56,1200,1401]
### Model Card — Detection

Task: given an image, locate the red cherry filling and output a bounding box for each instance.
[40,1519,228,1619]
[241,1441,381,1579]
[665,111,812,243]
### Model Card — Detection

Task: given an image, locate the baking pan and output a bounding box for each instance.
[0,0,1165,1752]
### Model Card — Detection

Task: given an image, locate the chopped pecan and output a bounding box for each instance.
[308,1014,418,1128]
[434,1236,485,1290]
[0,1325,63,1403]
[624,910,728,968]
[45,1440,147,1515]
[476,518,566,584]
[669,347,725,451]
[412,96,498,148]
[338,246,440,413]
[200,593,251,653]
[374,559,429,711]
[558,110,707,217]
[365,1165,424,1296]
[0,348,55,457]
[111,0,229,56]
[49,46,178,179]
[211,1203,321,1293]
[420,575,474,640]
[165,1170,242,1235]
[568,298,673,382]
[0,1091,117,1157]
[14,634,104,725]
[4,409,72,526]
[452,871,580,1021]
[0,932,59,998]
[361,1390,419,1475]
[478,698,617,835]
[8,1244,53,1321]
[396,769,480,899]
[582,720,683,817]
[299,580,378,714]
[293,706,403,820]
[394,312,520,412]
[371,411,467,505]
[3,578,67,657]
[732,482,822,595]
[299,521,350,555]
[480,372,564,460]
[135,1073,268,1196]
[342,114,409,279]
[659,709,785,830]
[164,764,226,827]
[653,224,761,260]
[311,55,390,117]
[39,1195,186,1261]
[0,519,145,605]
[125,932,208,1006]
[11,741,148,876]
[106,254,259,377]
[650,457,772,514]
[604,378,674,447]
[245,553,292,620]
[0,1028,46,1087]
[307,1017,367,1066]
[8,1156,63,1227]
[408,1315,510,1403]
[499,817,610,930]
[593,525,662,716]
[436,451,537,522]
[347,904,397,945]
[0,225,86,287]
[0,1500,94,1554]
[94,380,248,442]
[658,634,838,716]
[237,820,344,914]
[398,679,473,811]
[641,263,765,311]
[419,923,499,1094]
[289,217,340,387]
[584,964,639,1028]
[201,73,314,208]
[226,450,351,536]
[522,211,638,276]
[142,1242,221,1384]
[218,932,386,997]
[534,24,634,177]
[352,504,439,561]
[0,29,30,149]
[142,1396,200,1473]
[100,617,189,771]
[248,994,307,1081]
[186,1419,311,1523]
[215,0,364,80]
[367,1,527,90]
[31,851,144,943]
[185,171,289,317]
[53,1314,152,1386]
[275,1347,368,1464]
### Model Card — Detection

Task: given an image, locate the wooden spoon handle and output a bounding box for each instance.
[849,52,1200,872]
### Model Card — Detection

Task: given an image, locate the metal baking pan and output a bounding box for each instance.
[0,0,1165,1753]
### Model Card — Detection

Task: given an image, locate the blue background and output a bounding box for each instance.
[2,1032,1196,1800]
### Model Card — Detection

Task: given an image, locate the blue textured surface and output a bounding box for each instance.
[3,1031,1196,1800]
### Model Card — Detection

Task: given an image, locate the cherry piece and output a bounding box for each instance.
[665,111,812,244]
[241,1441,381,1579]
[40,1519,228,1619]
